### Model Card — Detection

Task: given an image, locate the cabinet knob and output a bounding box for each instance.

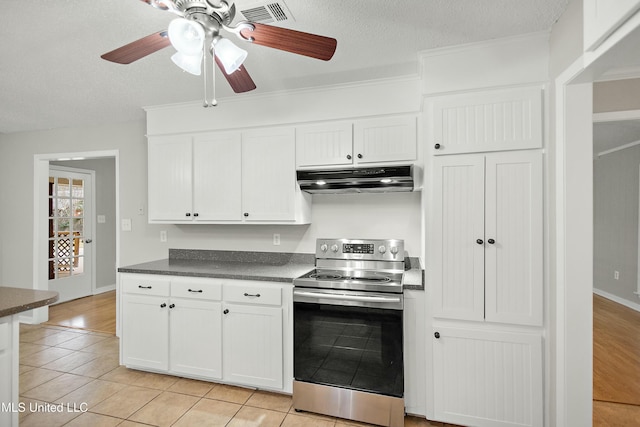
[223,309,229,314]
[434,332,440,339]
[185,213,191,217]
[169,304,175,309]
[244,212,249,217]
[160,303,166,308]
[193,213,199,217]
[476,239,484,245]
[488,239,495,244]
[346,154,352,160]
[357,153,363,159]
[434,143,441,149]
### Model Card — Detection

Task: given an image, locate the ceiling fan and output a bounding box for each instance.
[101,0,337,105]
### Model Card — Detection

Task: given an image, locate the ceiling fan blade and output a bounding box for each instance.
[215,57,257,93]
[101,31,170,64]
[240,23,337,61]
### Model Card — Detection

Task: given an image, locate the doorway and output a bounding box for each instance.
[32,150,120,336]
[48,166,94,303]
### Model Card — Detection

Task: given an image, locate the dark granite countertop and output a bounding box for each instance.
[118,249,424,290]
[0,287,59,318]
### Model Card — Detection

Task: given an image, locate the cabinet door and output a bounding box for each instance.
[241,128,297,221]
[484,152,543,326]
[223,303,283,389]
[169,298,222,379]
[431,155,485,321]
[353,116,417,164]
[193,132,242,221]
[148,136,193,222]
[296,122,353,167]
[432,326,543,427]
[122,294,169,371]
[584,0,640,51]
[431,87,542,155]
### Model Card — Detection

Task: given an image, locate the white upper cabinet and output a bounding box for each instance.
[295,115,417,168]
[430,86,543,155]
[242,128,299,222]
[430,151,543,326]
[148,135,193,221]
[193,132,242,221]
[148,128,310,224]
[584,0,640,51]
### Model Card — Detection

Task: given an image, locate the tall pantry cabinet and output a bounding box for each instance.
[426,85,544,427]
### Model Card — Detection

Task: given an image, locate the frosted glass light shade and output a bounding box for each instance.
[171,51,203,75]
[213,37,248,74]
[168,18,205,56]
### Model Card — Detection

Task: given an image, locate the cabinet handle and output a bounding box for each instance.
[169,304,175,309]
[160,303,166,308]
[186,213,191,217]
[223,309,229,314]
[476,239,484,245]
[488,239,495,244]
[434,143,441,149]
[188,289,203,293]
[138,285,152,289]
[357,153,363,159]
[244,292,261,298]
[434,332,440,339]
[346,154,352,160]
[244,212,249,217]
[193,213,199,217]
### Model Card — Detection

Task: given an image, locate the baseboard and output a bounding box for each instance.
[593,288,640,313]
[93,284,116,295]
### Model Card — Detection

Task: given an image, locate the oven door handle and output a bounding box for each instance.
[293,290,402,304]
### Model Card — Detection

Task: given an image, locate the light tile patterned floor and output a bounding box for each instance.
[18,323,447,427]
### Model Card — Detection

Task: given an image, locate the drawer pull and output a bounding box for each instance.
[138,285,152,289]
[188,289,203,293]
[244,292,261,298]
[169,304,175,309]
[160,303,166,308]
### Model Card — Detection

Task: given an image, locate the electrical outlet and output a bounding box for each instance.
[614,270,620,280]
[273,233,281,246]
[160,230,167,242]
[121,218,132,232]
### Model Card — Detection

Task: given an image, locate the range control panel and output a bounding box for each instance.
[315,238,405,261]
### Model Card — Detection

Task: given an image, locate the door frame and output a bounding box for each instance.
[48,164,96,303]
[31,150,120,335]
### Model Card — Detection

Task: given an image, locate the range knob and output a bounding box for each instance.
[378,245,387,254]
[330,244,339,253]
[320,243,328,252]
[390,246,399,257]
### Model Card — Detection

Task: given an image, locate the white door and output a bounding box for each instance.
[48,168,93,303]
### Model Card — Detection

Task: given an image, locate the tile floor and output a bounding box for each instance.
[18,323,447,427]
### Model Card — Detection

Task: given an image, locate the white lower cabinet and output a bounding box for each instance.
[121,274,289,391]
[432,325,543,427]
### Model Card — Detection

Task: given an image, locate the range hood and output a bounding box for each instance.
[297,165,415,194]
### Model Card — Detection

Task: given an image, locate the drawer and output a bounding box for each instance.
[121,275,170,296]
[171,278,222,301]
[224,282,282,306]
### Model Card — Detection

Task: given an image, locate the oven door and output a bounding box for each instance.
[293,287,404,398]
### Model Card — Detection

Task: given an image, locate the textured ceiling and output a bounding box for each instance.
[0,0,569,134]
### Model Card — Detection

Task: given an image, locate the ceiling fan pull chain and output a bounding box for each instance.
[202,42,209,108]
[211,46,217,106]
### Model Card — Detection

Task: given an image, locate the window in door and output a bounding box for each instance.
[48,176,85,279]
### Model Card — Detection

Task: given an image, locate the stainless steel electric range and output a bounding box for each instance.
[292,238,405,427]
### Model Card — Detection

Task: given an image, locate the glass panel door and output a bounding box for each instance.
[48,168,93,302]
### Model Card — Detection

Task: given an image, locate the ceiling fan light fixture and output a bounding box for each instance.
[168,18,205,56]
[212,37,248,74]
[171,51,203,75]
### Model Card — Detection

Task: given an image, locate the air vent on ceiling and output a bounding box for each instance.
[239,1,294,23]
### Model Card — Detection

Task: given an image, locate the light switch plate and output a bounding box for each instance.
[97,215,106,224]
